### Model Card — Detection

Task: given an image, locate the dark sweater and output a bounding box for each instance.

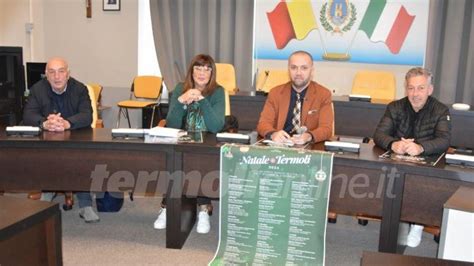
[23,78,92,129]
[373,96,451,155]
[166,83,225,133]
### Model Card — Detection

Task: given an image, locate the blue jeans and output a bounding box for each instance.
[76,192,93,208]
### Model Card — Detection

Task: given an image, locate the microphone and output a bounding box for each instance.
[256,70,270,96]
[258,70,270,92]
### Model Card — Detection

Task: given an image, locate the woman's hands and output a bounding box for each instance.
[178,88,204,104]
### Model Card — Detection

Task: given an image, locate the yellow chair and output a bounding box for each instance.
[224,90,231,116]
[86,84,102,128]
[331,102,335,137]
[215,63,238,95]
[88,83,102,104]
[351,70,396,101]
[116,75,163,128]
[214,63,233,115]
[255,69,290,93]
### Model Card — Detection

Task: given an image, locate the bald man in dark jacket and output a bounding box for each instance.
[23,57,98,223]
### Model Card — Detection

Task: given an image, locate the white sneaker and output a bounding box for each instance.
[79,206,100,223]
[196,210,211,234]
[398,222,410,246]
[154,208,166,229]
[407,224,424,247]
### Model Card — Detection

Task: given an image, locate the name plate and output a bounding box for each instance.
[349,94,371,102]
[445,153,474,167]
[324,141,360,153]
[111,128,145,138]
[216,132,250,144]
[6,126,41,136]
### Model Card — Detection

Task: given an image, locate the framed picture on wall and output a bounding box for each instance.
[103,0,120,11]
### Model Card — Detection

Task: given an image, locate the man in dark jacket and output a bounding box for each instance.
[374,67,451,156]
[23,57,99,223]
[373,67,451,247]
[23,58,92,131]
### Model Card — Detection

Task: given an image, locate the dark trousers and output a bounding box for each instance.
[161,196,211,206]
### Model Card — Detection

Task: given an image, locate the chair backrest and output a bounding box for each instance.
[256,69,290,93]
[88,83,102,104]
[132,75,163,100]
[224,90,231,116]
[351,70,396,101]
[86,84,99,128]
[331,102,335,137]
[216,63,238,95]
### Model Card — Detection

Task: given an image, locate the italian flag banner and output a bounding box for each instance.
[359,0,415,54]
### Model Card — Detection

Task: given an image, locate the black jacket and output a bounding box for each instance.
[23,78,92,129]
[373,96,451,155]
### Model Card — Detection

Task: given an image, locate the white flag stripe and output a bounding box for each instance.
[370,3,402,42]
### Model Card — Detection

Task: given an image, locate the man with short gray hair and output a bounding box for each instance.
[374,67,450,156]
[374,67,451,247]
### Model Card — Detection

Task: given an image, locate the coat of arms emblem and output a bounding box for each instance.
[321,0,357,34]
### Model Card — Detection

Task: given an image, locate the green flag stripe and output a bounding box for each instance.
[359,0,387,37]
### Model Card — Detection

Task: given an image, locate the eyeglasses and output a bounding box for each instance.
[193,65,212,73]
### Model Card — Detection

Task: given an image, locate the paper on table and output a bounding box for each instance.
[147,126,186,138]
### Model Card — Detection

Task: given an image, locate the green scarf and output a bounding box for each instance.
[185,101,207,132]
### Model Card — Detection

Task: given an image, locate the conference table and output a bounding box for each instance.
[1,128,473,253]
[230,93,474,149]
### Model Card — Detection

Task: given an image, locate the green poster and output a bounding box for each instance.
[210,144,334,266]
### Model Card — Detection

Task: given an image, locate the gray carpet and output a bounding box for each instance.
[6,193,439,265]
[61,196,218,265]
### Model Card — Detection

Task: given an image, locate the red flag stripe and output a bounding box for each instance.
[266,2,296,49]
[385,6,415,54]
